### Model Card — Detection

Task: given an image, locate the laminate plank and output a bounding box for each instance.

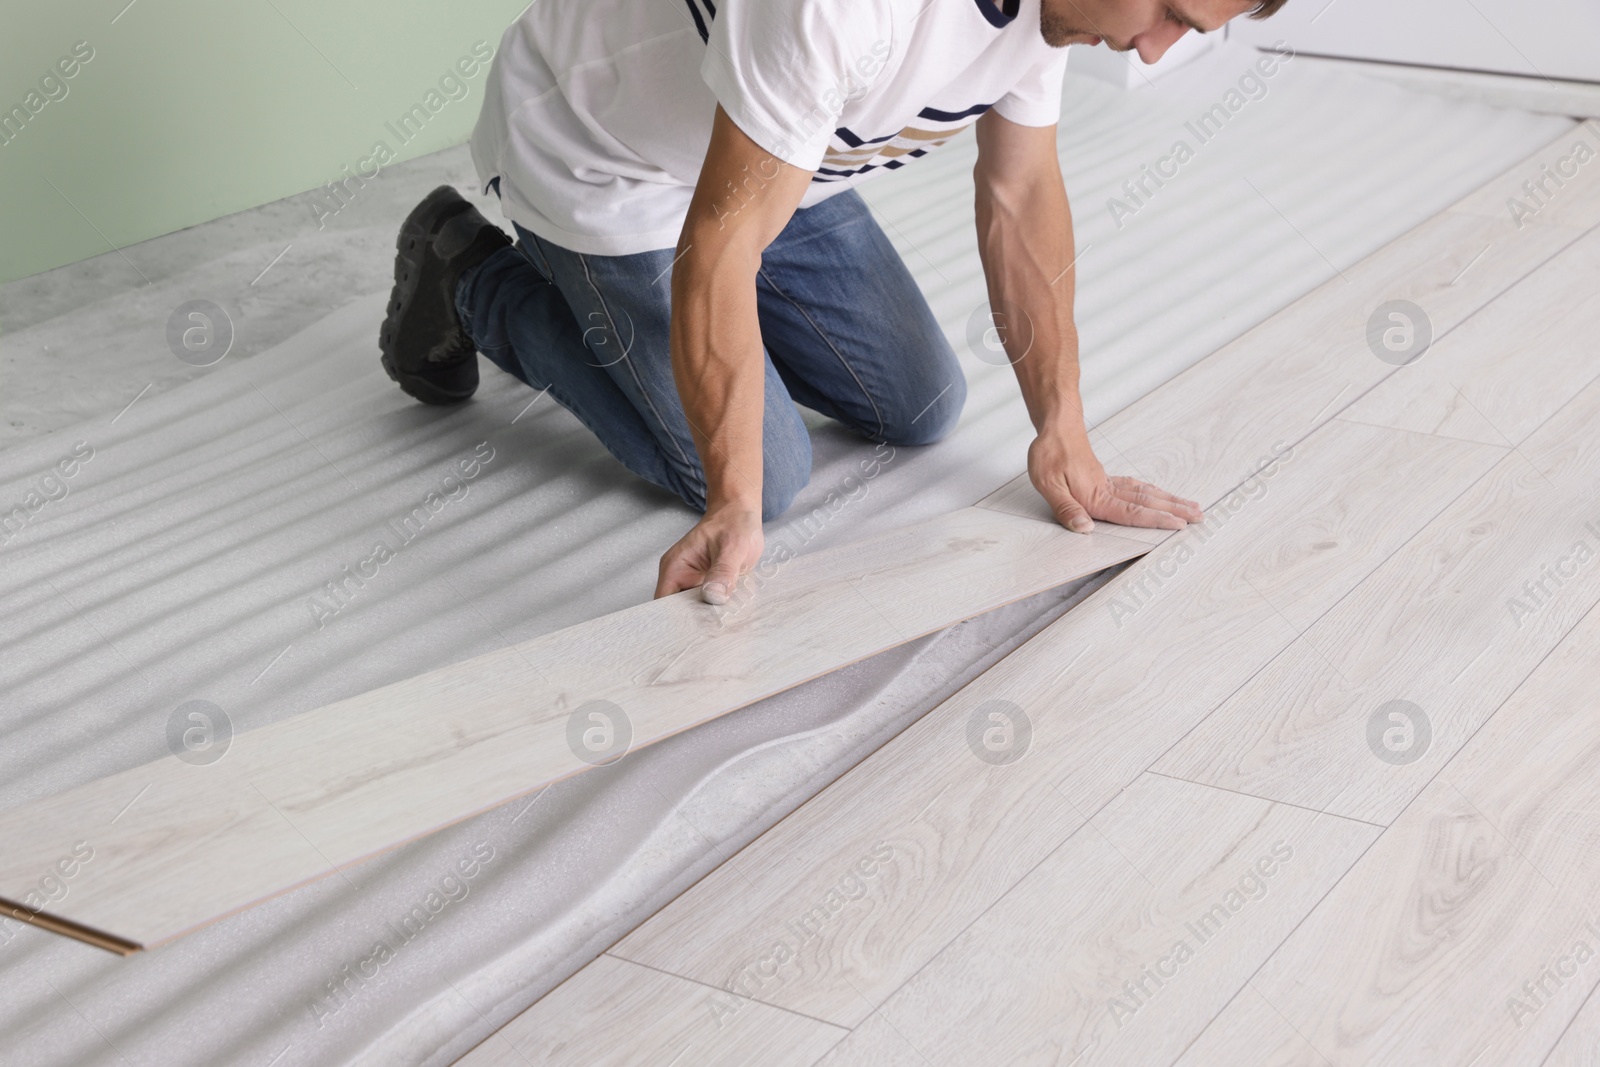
[809,1016,927,1067]
[973,471,1056,524]
[1091,166,1586,510]
[1340,225,1600,446]
[1170,984,1323,1067]
[1197,599,1600,1065]
[810,774,1376,1067]
[0,507,1157,951]
[1448,120,1600,231]
[1183,786,1593,1066]
[1175,790,1597,1067]
[1153,374,1600,826]
[454,953,845,1067]
[611,418,1500,1027]
[1546,986,1600,1067]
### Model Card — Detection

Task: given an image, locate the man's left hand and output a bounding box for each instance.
[1028,429,1203,534]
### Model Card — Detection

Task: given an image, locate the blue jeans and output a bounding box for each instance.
[455,189,965,521]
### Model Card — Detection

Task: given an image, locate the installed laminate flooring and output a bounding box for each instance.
[455,954,845,1067]
[456,130,1600,1064]
[1185,594,1600,1064]
[815,773,1378,1067]
[1153,375,1600,825]
[1546,986,1600,1067]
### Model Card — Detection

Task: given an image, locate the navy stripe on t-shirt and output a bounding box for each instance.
[682,0,710,42]
[917,102,994,123]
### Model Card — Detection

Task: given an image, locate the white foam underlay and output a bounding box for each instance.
[0,44,1572,1067]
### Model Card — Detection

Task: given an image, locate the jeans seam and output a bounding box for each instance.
[531,377,706,511]
[514,229,563,285]
[757,265,887,440]
[574,251,700,476]
[514,240,548,283]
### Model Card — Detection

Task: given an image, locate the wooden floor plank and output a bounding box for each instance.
[1093,196,1585,510]
[810,774,1376,1067]
[611,418,1500,1028]
[0,507,1157,950]
[1447,120,1600,232]
[1341,225,1600,446]
[453,953,845,1067]
[810,1016,929,1067]
[1199,600,1600,1066]
[1170,983,1326,1067]
[1153,374,1600,826]
[1177,806,1593,1067]
[1545,986,1600,1067]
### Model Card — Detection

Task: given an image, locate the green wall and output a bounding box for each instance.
[0,0,530,284]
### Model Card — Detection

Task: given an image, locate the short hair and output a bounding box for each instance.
[1250,0,1290,16]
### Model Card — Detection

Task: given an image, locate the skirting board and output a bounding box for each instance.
[0,505,1157,952]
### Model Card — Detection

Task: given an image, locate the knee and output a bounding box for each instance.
[879,372,967,447]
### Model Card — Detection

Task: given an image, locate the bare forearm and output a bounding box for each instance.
[973,155,1085,438]
[670,242,767,514]
[665,106,812,519]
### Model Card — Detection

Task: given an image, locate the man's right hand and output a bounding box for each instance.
[654,506,765,603]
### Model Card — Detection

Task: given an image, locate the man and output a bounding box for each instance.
[379,0,1282,603]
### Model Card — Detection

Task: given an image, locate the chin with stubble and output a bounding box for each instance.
[1038,0,1112,48]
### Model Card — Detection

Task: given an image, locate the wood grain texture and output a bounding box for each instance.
[1545,986,1600,1067]
[0,507,1157,950]
[812,774,1376,1067]
[1171,983,1325,1067]
[1448,120,1600,231]
[1092,206,1581,512]
[1153,375,1600,826]
[810,1015,929,1067]
[1175,788,1595,1066]
[611,418,1497,1028]
[454,953,845,1067]
[1341,224,1600,446]
[1208,600,1600,1066]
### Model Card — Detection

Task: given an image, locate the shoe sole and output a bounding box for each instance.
[379,187,476,405]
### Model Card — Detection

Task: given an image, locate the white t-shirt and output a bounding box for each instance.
[470,0,1069,257]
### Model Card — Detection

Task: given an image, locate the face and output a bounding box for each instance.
[1039,0,1259,64]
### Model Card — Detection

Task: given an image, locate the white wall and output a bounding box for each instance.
[1231,0,1600,83]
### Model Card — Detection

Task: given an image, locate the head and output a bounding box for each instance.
[1040,0,1287,63]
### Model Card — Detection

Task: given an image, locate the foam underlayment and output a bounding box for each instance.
[0,44,1572,1067]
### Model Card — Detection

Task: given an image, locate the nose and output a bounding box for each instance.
[1132,20,1190,65]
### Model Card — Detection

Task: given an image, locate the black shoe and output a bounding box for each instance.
[379,185,511,405]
